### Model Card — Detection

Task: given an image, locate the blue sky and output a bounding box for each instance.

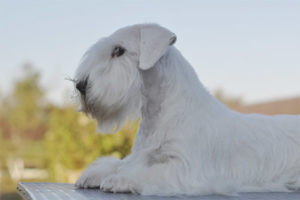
[0,0,299,105]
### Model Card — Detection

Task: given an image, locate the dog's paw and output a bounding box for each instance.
[75,157,121,188]
[75,169,102,188]
[100,175,140,194]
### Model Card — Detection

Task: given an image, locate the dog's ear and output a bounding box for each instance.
[139,24,177,70]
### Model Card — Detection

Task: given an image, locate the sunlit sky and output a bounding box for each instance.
[0,0,299,105]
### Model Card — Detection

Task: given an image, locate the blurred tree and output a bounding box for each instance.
[0,63,47,141]
[44,105,138,182]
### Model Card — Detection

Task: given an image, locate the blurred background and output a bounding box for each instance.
[0,1,299,199]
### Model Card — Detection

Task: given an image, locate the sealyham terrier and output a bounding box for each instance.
[74,24,300,196]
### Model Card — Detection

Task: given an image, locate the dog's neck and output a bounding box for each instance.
[132,47,228,151]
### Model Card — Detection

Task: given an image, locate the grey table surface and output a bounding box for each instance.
[17,182,300,200]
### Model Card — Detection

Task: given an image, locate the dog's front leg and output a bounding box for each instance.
[75,156,122,188]
[100,152,186,195]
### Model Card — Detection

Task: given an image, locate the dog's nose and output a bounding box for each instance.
[76,79,88,96]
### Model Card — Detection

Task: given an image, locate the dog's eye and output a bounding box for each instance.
[111,46,126,58]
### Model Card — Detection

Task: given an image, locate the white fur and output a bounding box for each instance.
[74,24,300,196]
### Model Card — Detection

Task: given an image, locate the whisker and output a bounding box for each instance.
[65,77,78,83]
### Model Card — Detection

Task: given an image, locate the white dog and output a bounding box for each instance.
[74,24,300,196]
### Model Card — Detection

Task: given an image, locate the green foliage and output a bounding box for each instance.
[44,105,137,181]
[1,64,46,141]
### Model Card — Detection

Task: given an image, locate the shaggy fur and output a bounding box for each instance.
[74,24,300,196]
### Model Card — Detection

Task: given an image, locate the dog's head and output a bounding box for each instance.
[74,24,176,133]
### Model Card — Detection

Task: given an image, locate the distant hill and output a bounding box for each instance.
[233,97,300,115]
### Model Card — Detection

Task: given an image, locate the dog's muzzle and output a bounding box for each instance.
[76,77,88,96]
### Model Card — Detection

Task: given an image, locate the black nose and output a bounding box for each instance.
[76,79,88,95]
